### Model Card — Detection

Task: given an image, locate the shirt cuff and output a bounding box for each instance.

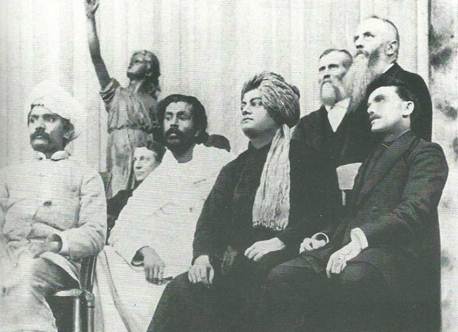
[53,232,69,255]
[312,232,330,244]
[351,228,368,250]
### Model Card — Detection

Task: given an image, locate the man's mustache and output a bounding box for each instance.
[320,79,334,88]
[355,50,369,58]
[30,130,50,141]
[164,128,184,139]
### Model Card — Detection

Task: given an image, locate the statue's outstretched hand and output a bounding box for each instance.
[84,0,99,18]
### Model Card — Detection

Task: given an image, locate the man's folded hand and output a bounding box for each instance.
[188,255,214,287]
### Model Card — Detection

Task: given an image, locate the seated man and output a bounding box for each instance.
[256,82,448,332]
[96,94,232,332]
[0,81,107,332]
[106,141,164,230]
[149,72,340,332]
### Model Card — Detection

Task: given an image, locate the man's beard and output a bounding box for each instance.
[344,49,382,109]
[320,81,344,107]
[164,128,193,153]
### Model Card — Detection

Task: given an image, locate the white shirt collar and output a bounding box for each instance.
[33,150,70,161]
[324,98,350,132]
[324,97,350,112]
[383,62,395,74]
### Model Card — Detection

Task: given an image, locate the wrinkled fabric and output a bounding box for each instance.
[96,144,233,332]
[100,79,160,198]
[0,151,107,331]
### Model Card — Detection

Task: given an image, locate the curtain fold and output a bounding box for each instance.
[0,0,428,166]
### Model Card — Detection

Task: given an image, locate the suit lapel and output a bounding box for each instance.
[307,106,329,151]
[354,131,416,207]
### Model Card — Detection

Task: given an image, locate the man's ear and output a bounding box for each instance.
[402,101,414,118]
[385,40,398,57]
[194,128,202,140]
[63,127,75,142]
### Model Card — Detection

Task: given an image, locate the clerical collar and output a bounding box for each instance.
[33,150,70,161]
[324,98,350,112]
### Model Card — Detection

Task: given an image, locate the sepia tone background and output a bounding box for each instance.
[0,0,456,329]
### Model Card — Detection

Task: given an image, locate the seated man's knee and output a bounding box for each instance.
[265,264,291,287]
[337,263,379,285]
[335,263,387,301]
[162,272,199,302]
[29,258,74,296]
[27,259,56,295]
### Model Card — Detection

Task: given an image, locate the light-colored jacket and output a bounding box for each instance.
[0,151,107,283]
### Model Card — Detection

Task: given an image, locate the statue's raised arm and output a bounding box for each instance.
[85,0,111,89]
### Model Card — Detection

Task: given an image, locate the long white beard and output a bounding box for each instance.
[344,52,381,109]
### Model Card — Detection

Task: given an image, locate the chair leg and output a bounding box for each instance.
[72,296,81,332]
[85,292,95,332]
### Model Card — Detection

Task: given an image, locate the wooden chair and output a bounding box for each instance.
[50,255,97,332]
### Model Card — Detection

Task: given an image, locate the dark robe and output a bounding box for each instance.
[149,140,341,332]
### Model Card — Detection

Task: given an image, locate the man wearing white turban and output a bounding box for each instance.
[0,81,107,332]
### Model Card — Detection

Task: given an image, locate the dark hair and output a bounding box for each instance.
[130,50,161,98]
[28,103,76,146]
[319,48,353,69]
[156,94,208,144]
[136,140,166,162]
[368,81,417,120]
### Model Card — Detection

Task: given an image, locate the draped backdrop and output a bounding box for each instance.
[0,0,430,168]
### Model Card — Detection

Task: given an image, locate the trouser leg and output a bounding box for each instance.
[224,249,297,332]
[255,255,331,332]
[331,262,398,332]
[1,256,77,332]
[149,272,222,332]
[149,250,296,332]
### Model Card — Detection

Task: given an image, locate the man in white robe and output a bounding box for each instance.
[96,94,232,332]
[0,81,107,332]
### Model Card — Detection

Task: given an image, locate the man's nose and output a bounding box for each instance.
[242,106,251,115]
[355,40,364,50]
[170,116,179,126]
[34,118,46,130]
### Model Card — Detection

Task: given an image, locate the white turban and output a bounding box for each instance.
[25,80,86,142]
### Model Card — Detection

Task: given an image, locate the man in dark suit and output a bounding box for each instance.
[255,82,448,332]
[292,49,354,247]
[338,16,432,165]
[293,48,353,165]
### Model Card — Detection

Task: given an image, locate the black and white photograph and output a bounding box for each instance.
[0,0,457,331]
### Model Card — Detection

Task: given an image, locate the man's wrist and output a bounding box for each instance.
[138,246,157,257]
[271,237,286,249]
[350,228,368,250]
[194,255,210,265]
[48,233,64,253]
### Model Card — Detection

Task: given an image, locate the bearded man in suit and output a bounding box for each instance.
[333,16,433,165]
